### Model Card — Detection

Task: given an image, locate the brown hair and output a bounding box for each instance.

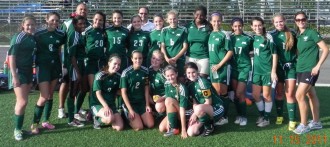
[272,13,294,51]
[19,15,36,31]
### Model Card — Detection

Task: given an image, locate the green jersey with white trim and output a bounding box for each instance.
[164,82,190,108]
[149,67,166,96]
[208,30,232,64]
[105,26,129,57]
[91,71,121,106]
[120,66,149,104]
[270,29,297,65]
[253,34,277,75]
[296,28,322,72]
[83,26,106,60]
[186,21,211,58]
[160,26,187,58]
[149,29,162,55]
[230,33,253,70]
[127,30,150,58]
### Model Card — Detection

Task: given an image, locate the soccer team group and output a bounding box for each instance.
[9,2,329,141]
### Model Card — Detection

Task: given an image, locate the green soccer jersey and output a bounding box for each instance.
[120,66,149,104]
[187,77,223,107]
[9,32,37,71]
[83,26,106,60]
[149,29,162,56]
[208,30,232,64]
[164,82,190,108]
[149,67,166,96]
[91,71,121,106]
[230,33,253,70]
[186,21,211,59]
[296,28,322,72]
[160,26,187,58]
[270,29,297,65]
[253,34,277,75]
[34,28,66,65]
[68,32,86,61]
[127,30,150,58]
[105,26,129,57]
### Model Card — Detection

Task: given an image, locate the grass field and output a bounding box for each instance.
[0,87,329,146]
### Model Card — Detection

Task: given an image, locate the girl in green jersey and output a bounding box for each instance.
[271,14,297,130]
[9,15,37,141]
[147,14,164,67]
[293,11,329,135]
[31,12,65,134]
[251,17,278,127]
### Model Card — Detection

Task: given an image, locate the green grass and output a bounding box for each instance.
[0,88,329,146]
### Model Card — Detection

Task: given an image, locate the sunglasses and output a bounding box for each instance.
[295,18,306,22]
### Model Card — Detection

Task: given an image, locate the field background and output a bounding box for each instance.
[0,87,329,146]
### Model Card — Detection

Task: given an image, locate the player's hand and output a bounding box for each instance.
[104,106,112,117]
[271,72,278,82]
[128,110,136,120]
[181,131,188,139]
[157,96,165,103]
[211,64,220,72]
[189,114,197,126]
[146,105,152,113]
[12,76,20,88]
[311,66,320,76]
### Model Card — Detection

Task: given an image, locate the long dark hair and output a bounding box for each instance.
[251,17,266,39]
[294,11,308,34]
[102,53,121,72]
[129,15,142,33]
[231,17,244,33]
[184,62,198,73]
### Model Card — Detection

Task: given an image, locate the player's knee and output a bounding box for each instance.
[165,98,174,107]
[155,104,165,113]
[194,105,205,117]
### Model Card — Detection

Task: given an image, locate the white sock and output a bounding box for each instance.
[265,102,273,113]
[256,101,264,111]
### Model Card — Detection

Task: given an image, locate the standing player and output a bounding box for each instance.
[293,11,328,134]
[31,12,66,134]
[91,55,124,131]
[159,65,189,139]
[127,7,155,32]
[251,17,278,127]
[105,10,129,73]
[66,15,87,127]
[160,10,188,81]
[207,12,233,125]
[59,3,90,119]
[127,15,150,67]
[186,5,211,77]
[186,62,224,137]
[270,14,297,130]
[230,17,253,126]
[147,14,164,67]
[9,15,37,141]
[149,50,166,114]
[120,51,154,130]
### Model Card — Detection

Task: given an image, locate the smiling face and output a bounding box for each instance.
[232,21,243,35]
[273,16,285,31]
[251,20,264,35]
[22,18,36,34]
[210,15,221,31]
[93,14,104,29]
[165,69,178,85]
[113,12,123,27]
[46,14,60,30]
[108,57,121,74]
[186,67,198,82]
[131,52,143,68]
[167,13,178,28]
[138,8,148,22]
[132,16,142,31]
[151,52,164,69]
[295,14,307,30]
[76,4,88,18]
[154,16,164,30]
[194,10,205,24]
[74,19,86,33]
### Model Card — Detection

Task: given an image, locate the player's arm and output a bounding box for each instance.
[179,107,187,139]
[313,40,329,75]
[173,42,188,61]
[160,42,170,63]
[121,88,135,113]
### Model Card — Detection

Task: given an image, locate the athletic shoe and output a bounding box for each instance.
[257,119,270,127]
[30,123,39,134]
[293,123,310,135]
[93,116,101,129]
[79,109,87,115]
[256,116,264,124]
[276,117,284,125]
[68,120,84,127]
[214,117,228,126]
[288,121,297,131]
[42,122,55,130]
[234,116,241,124]
[308,120,323,130]
[74,113,86,122]
[58,108,66,118]
[163,128,180,137]
[239,117,247,126]
[199,124,214,137]
[14,129,23,141]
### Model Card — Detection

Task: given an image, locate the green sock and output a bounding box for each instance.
[75,92,86,114]
[199,114,211,129]
[234,98,241,116]
[287,103,297,121]
[167,112,178,129]
[43,99,53,122]
[275,99,284,117]
[67,96,75,122]
[33,105,44,124]
[264,112,271,120]
[221,94,230,118]
[240,101,247,117]
[14,114,24,130]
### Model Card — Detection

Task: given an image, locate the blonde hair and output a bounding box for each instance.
[152,49,164,60]
[167,10,178,18]
[20,15,36,31]
[272,13,294,51]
